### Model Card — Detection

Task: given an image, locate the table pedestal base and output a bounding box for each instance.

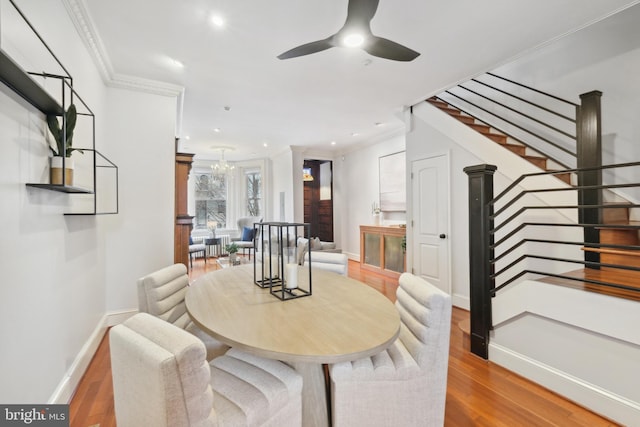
[289,361,330,427]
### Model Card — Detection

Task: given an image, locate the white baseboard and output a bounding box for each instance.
[452,294,469,310]
[490,343,640,426]
[105,309,138,327]
[48,309,138,404]
[345,251,359,262]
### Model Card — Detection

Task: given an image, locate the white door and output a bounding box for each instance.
[411,154,450,294]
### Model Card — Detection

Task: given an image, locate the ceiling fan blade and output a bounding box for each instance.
[345,0,379,26]
[277,39,334,60]
[364,36,420,62]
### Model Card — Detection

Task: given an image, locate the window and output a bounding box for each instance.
[194,173,227,229]
[246,169,261,217]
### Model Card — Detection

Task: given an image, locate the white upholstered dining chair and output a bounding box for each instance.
[110,313,303,427]
[329,273,452,427]
[136,263,228,360]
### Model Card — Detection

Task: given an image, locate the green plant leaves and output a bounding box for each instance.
[47,103,78,157]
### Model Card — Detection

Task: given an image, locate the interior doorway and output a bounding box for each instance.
[411,153,450,294]
[303,159,333,241]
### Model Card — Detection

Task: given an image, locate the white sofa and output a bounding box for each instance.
[304,251,348,276]
[295,237,340,264]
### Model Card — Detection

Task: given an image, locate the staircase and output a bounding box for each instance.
[427,90,640,298]
[584,202,640,272]
[427,97,572,185]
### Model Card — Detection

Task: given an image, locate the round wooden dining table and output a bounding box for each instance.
[186,263,400,427]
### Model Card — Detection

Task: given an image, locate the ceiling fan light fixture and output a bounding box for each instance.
[277,0,419,61]
[343,33,365,48]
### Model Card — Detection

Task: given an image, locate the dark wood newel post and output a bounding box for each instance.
[464,164,497,360]
[577,91,603,267]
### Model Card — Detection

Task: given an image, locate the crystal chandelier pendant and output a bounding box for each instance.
[211,148,235,177]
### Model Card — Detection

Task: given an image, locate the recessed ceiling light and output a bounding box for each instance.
[213,128,221,133]
[343,33,365,48]
[211,14,225,27]
[331,141,337,145]
[263,143,268,147]
[184,135,190,140]
[170,58,184,69]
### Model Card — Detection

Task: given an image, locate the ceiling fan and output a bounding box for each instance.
[277,0,420,62]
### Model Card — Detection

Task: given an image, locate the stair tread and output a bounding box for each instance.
[454,115,475,124]
[552,172,572,185]
[469,123,491,131]
[582,247,640,256]
[538,268,640,301]
[439,106,462,115]
[600,220,640,227]
[427,96,559,175]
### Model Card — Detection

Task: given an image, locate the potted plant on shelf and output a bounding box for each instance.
[47,103,81,185]
[226,242,239,264]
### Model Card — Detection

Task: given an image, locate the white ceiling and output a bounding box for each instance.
[80,0,638,161]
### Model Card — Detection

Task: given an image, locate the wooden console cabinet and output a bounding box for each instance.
[360,225,406,278]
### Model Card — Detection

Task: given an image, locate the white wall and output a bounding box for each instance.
[340,133,406,259]
[271,147,295,223]
[102,87,176,312]
[491,280,640,425]
[0,0,177,403]
[492,4,640,201]
[0,0,106,403]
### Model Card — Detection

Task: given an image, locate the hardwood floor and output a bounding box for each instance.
[69,258,619,427]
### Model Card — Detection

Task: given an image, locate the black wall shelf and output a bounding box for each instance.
[1,0,119,215]
[0,49,63,115]
[25,183,93,194]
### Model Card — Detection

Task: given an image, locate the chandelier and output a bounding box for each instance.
[211,148,235,177]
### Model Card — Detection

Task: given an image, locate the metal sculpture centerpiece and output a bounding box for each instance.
[254,222,312,300]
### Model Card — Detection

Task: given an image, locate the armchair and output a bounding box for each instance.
[188,236,206,268]
[233,216,262,259]
[329,273,452,426]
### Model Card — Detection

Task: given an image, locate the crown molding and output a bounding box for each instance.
[107,73,184,97]
[63,0,183,97]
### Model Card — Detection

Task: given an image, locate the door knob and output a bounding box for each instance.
[439,234,446,239]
